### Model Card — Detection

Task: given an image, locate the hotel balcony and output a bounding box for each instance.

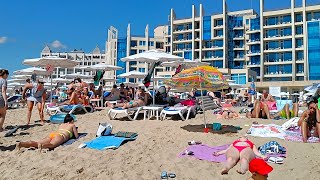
[234,57,245,61]
[213,25,224,29]
[233,26,244,30]
[264,59,293,65]
[202,56,224,61]
[234,46,245,50]
[264,34,292,41]
[264,72,293,77]
[246,51,261,56]
[295,34,304,38]
[202,46,224,51]
[246,29,261,34]
[247,39,261,45]
[295,45,304,51]
[233,35,244,40]
[296,72,305,76]
[212,35,224,39]
[247,62,261,67]
[263,21,292,29]
[172,28,192,34]
[264,48,292,53]
[296,59,305,63]
[173,39,192,43]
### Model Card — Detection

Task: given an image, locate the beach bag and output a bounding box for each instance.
[265,101,277,110]
[96,123,112,137]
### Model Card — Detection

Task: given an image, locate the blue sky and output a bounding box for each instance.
[0,0,318,74]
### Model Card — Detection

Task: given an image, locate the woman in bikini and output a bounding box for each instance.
[220,108,239,119]
[16,114,79,151]
[298,101,320,143]
[246,98,271,120]
[213,136,266,175]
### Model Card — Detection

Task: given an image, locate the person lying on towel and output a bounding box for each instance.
[107,88,150,109]
[213,136,266,175]
[298,101,320,143]
[246,99,271,120]
[16,114,79,151]
[220,108,239,119]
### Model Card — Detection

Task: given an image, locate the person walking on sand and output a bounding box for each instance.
[16,114,79,151]
[0,69,9,132]
[22,79,47,125]
[213,136,266,175]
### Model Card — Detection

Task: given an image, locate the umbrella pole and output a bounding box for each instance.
[201,89,206,129]
[153,71,155,106]
[50,74,53,103]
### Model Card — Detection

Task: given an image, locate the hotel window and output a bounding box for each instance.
[284,40,292,49]
[307,12,312,21]
[314,12,320,20]
[139,41,146,46]
[296,26,303,35]
[156,42,162,49]
[282,15,291,23]
[130,41,137,47]
[138,50,145,53]
[246,19,249,25]
[296,64,304,73]
[283,27,291,36]
[296,51,304,60]
[203,16,212,40]
[296,39,303,48]
[165,67,170,71]
[148,41,154,46]
[130,50,137,55]
[295,13,302,22]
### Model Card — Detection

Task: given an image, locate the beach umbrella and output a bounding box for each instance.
[11,75,31,79]
[23,56,78,68]
[121,50,184,105]
[118,71,147,78]
[161,59,209,69]
[304,83,320,93]
[60,72,92,79]
[52,78,73,83]
[121,49,183,63]
[7,82,23,87]
[7,79,27,83]
[228,82,244,89]
[14,67,49,76]
[164,65,229,130]
[102,78,117,82]
[23,56,79,102]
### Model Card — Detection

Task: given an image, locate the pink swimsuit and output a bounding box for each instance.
[232,139,254,152]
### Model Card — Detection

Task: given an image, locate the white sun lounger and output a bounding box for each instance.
[107,107,143,121]
[46,104,93,115]
[160,106,196,121]
[7,95,22,108]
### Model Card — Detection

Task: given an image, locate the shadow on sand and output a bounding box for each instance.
[181,124,242,134]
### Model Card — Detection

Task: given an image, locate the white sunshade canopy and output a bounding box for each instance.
[86,63,122,71]
[102,78,117,82]
[228,83,245,89]
[7,82,23,86]
[14,67,49,76]
[7,79,27,83]
[118,71,147,78]
[23,56,79,68]
[60,72,92,79]
[161,60,209,68]
[52,78,74,83]
[121,49,184,63]
[304,83,320,93]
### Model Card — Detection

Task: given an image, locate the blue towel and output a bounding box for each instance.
[62,133,87,146]
[84,135,136,150]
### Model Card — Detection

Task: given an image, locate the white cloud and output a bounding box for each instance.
[50,40,67,49]
[0,36,8,44]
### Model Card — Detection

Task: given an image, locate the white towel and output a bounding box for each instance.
[281,117,300,130]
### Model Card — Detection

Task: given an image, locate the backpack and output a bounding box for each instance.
[96,123,112,137]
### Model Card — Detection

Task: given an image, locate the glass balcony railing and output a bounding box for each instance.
[265,71,292,75]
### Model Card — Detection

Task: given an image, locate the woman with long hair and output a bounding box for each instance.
[0,69,9,132]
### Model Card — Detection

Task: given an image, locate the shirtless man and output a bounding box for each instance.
[298,101,320,143]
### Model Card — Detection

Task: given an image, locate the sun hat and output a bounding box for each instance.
[249,158,273,175]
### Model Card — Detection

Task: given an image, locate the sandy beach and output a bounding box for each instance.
[0,107,319,180]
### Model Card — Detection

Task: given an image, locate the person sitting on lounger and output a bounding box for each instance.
[105,84,120,101]
[107,88,148,109]
[60,87,80,105]
[213,136,266,175]
[246,99,271,119]
[298,101,320,143]
[16,114,79,151]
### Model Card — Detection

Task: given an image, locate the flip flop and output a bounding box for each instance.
[188,140,202,145]
[168,173,176,178]
[182,150,194,155]
[161,171,168,179]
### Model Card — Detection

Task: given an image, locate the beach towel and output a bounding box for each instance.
[181,124,241,134]
[246,124,286,139]
[285,128,319,143]
[178,144,229,163]
[84,135,137,150]
[281,117,300,130]
[62,133,87,146]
